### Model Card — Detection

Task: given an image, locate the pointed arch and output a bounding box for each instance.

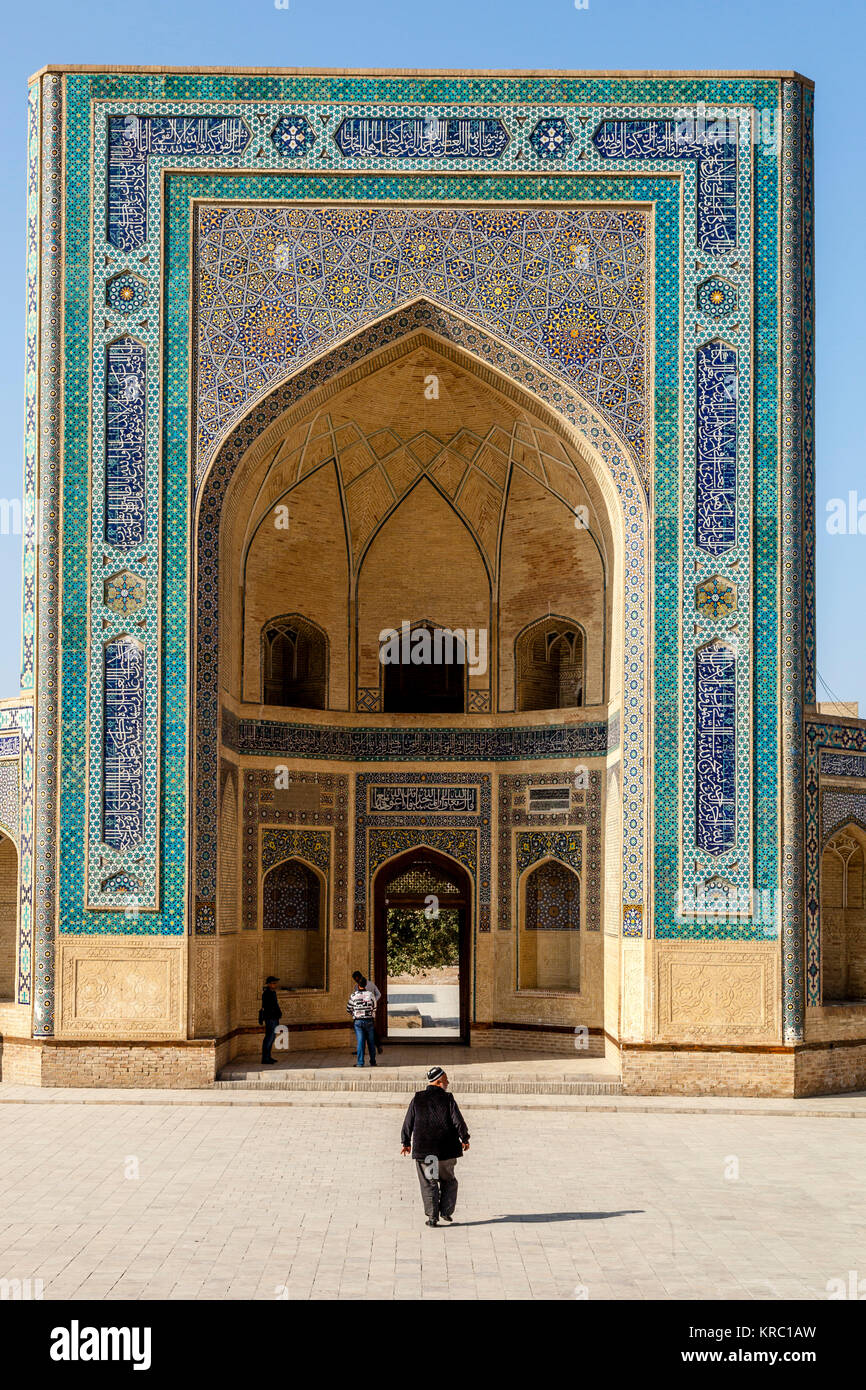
[514,614,588,712]
[191,301,650,941]
[371,844,472,1042]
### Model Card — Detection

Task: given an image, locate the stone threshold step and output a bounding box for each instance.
[215,1076,623,1095]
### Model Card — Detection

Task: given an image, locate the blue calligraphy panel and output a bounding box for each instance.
[696,644,736,856]
[820,752,866,779]
[103,636,145,849]
[222,710,612,761]
[106,337,147,549]
[107,115,250,250]
[593,118,737,252]
[334,117,508,160]
[695,342,737,555]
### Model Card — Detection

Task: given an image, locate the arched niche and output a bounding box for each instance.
[261,857,327,991]
[518,858,581,993]
[821,824,866,1001]
[514,615,587,712]
[0,831,19,1002]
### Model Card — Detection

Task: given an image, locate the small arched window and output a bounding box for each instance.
[261,615,328,709]
[515,617,585,711]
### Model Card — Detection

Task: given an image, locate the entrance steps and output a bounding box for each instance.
[217,1045,622,1096]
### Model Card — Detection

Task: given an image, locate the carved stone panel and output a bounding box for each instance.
[656,943,778,1041]
[57,937,184,1039]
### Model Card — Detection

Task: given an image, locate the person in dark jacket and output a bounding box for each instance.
[401,1065,470,1226]
[259,976,282,1064]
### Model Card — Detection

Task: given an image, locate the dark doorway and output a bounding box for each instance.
[373,847,471,1043]
[382,623,466,713]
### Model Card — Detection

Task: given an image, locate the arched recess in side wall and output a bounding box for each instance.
[517,856,582,993]
[0,831,19,1002]
[261,856,327,991]
[821,822,866,1001]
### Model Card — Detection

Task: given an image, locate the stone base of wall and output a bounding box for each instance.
[7,1031,866,1095]
[621,1047,795,1096]
[0,1038,216,1088]
[621,1042,866,1097]
[0,1039,44,1085]
[473,1025,604,1056]
[794,1041,866,1096]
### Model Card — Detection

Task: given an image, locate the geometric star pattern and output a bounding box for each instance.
[697,276,738,320]
[106,273,148,315]
[196,206,647,475]
[695,575,738,619]
[270,114,316,158]
[103,569,146,618]
[529,118,576,160]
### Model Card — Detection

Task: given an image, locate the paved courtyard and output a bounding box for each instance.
[1,1097,865,1300]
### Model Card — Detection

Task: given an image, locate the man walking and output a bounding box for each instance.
[351,970,383,1054]
[346,979,378,1067]
[401,1066,470,1226]
[259,975,282,1065]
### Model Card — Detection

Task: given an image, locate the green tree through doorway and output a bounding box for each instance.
[386,907,460,976]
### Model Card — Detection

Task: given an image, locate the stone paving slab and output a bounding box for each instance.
[0,1099,863,1300]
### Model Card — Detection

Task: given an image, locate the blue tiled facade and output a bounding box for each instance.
[17,68,816,1052]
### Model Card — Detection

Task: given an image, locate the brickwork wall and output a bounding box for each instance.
[621,1047,795,1097]
[476,1026,604,1056]
[239,461,350,706]
[794,1041,866,1096]
[621,1041,866,1098]
[0,1038,42,1085]
[357,481,490,693]
[498,467,605,709]
[44,1043,215,1088]
[0,1040,216,1087]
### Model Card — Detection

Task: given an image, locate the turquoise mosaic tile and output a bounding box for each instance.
[42,72,794,1024]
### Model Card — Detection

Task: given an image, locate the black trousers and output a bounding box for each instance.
[415,1157,458,1220]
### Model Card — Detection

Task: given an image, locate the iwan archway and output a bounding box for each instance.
[8,70,819,1097]
[191,300,649,1065]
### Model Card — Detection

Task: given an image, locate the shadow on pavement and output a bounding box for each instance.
[449,1210,642,1226]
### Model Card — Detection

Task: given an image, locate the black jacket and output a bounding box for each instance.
[401,1086,470,1160]
[260,988,282,1022]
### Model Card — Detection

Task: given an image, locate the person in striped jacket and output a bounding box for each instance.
[346,982,378,1067]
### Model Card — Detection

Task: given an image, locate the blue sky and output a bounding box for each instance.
[0,0,862,709]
